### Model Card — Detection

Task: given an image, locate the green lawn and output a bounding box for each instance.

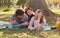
[0,29,60,38]
[0,10,15,14]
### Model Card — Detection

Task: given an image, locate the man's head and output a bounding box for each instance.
[15,9,24,19]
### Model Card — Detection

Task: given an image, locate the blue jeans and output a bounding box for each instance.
[42,23,51,30]
[4,24,28,29]
[0,21,28,29]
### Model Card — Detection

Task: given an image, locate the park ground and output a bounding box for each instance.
[0,8,60,38]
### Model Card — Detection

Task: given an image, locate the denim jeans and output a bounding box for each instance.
[42,23,51,30]
[4,24,28,29]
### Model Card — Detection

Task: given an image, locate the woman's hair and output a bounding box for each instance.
[36,9,44,23]
[25,7,33,14]
[25,7,34,17]
[40,15,44,23]
[25,7,33,11]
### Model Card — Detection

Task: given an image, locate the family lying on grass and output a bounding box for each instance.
[0,7,60,31]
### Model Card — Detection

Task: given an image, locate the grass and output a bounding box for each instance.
[0,29,60,38]
[0,9,15,14]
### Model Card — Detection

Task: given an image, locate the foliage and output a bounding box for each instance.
[16,0,29,8]
[46,0,60,6]
[0,0,14,8]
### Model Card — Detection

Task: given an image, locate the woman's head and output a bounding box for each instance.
[25,7,34,16]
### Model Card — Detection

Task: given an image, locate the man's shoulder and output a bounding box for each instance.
[24,13,29,18]
[11,14,16,20]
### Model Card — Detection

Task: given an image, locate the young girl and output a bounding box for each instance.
[28,9,51,31]
[56,17,60,29]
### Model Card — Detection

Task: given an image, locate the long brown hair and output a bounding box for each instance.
[39,15,44,23]
[36,9,44,23]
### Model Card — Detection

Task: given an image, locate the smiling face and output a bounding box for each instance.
[27,10,33,16]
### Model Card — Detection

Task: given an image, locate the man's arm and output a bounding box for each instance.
[11,19,18,24]
[21,22,29,26]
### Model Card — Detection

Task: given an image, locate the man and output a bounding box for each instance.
[11,9,29,29]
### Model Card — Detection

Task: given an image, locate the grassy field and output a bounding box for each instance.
[0,29,60,38]
[0,9,15,14]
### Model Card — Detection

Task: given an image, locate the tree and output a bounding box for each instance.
[17,0,28,9]
[29,0,56,16]
[0,0,13,9]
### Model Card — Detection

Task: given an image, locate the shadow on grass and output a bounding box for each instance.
[0,29,60,38]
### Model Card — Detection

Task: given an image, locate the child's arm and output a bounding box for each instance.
[43,16,46,23]
[28,17,35,30]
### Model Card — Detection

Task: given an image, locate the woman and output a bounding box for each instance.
[25,7,36,22]
[28,9,51,31]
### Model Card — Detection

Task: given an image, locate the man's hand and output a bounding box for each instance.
[11,19,18,24]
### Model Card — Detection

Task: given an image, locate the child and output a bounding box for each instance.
[56,17,60,29]
[28,9,51,31]
[11,9,29,29]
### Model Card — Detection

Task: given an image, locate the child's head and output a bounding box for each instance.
[36,9,43,18]
[36,9,44,23]
[15,9,24,19]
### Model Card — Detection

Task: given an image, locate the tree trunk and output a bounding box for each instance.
[29,0,56,16]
